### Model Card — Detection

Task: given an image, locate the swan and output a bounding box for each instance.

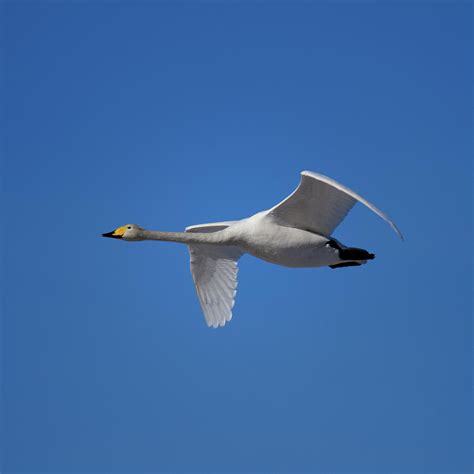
[103,171,402,328]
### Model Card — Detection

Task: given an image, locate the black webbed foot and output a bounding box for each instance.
[329,262,362,269]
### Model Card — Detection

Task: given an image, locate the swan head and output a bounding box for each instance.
[102,223,144,241]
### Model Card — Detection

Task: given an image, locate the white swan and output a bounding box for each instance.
[103,171,402,328]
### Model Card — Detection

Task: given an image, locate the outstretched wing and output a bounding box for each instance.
[188,244,243,328]
[267,171,403,239]
[186,222,242,328]
[185,221,237,233]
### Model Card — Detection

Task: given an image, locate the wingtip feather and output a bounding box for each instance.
[302,170,404,240]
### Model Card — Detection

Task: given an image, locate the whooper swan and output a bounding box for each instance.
[103,171,402,328]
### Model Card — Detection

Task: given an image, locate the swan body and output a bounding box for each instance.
[103,171,402,328]
[220,213,336,268]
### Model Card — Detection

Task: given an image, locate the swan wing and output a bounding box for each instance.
[185,221,237,233]
[188,244,243,328]
[267,171,403,239]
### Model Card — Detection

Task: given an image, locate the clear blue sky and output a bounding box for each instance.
[3,2,472,473]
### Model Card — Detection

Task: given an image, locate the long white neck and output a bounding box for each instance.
[138,229,227,245]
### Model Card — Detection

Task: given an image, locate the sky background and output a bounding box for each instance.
[3,2,472,473]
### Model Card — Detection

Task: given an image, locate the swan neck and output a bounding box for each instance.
[139,229,225,245]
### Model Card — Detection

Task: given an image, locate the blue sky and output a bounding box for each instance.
[3,2,472,473]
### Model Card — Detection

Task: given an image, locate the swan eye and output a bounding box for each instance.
[127,226,132,230]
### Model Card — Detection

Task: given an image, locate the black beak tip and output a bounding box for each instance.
[102,231,120,239]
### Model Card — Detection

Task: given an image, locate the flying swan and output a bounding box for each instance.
[103,171,402,328]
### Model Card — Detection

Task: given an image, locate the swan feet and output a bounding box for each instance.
[326,239,375,263]
[329,262,363,269]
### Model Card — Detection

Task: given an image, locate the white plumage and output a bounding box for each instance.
[103,171,402,328]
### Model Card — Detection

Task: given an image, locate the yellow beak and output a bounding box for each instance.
[102,226,127,239]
